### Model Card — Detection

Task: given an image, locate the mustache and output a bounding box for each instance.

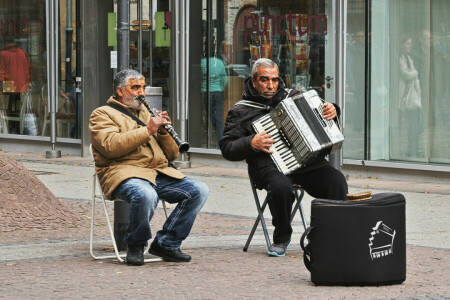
[133,95,145,102]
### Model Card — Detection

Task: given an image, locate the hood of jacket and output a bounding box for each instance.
[241,76,289,108]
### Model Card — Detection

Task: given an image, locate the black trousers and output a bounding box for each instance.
[260,162,348,244]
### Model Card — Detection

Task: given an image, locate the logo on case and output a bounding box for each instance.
[368,221,396,260]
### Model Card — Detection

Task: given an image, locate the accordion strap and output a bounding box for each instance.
[235,88,293,110]
[234,100,271,110]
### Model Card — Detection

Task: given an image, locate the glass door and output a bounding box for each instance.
[128,0,171,111]
[343,0,366,160]
[0,0,80,139]
[188,0,336,150]
[324,0,336,101]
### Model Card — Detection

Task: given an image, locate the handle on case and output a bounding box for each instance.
[300,226,313,271]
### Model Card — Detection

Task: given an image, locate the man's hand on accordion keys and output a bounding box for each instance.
[251,132,274,154]
[322,102,337,120]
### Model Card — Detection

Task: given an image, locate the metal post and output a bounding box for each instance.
[329,0,346,170]
[137,0,143,73]
[115,0,130,251]
[170,0,191,168]
[46,0,61,158]
[117,0,130,71]
[206,0,212,149]
[74,0,81,139]
[179,0,190,167]
[148,3,153,85]
[65,0,73,94]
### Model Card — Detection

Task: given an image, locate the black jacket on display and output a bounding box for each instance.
[219,77,341,189]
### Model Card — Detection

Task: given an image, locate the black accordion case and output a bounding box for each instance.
[300,193,406,286]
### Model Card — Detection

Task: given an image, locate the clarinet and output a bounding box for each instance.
[137,96,190,153]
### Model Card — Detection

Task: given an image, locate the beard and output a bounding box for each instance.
[122,94,142,110]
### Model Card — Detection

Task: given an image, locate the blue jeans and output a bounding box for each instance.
[112,175,209,249]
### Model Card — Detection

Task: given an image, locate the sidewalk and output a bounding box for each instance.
[0,150,449,299]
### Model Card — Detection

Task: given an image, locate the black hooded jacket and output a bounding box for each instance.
[219,77,341,188]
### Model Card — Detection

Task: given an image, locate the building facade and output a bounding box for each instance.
[0,0,448,181]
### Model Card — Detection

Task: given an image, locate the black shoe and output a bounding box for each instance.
[267,239,291,257]
[126,245,144,266]
[149,242,191,262]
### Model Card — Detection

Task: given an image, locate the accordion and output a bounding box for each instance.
[252,90,344,175]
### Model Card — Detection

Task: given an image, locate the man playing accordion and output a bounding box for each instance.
[220,58,348,257]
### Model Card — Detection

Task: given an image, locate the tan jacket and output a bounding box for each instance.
[89,97,185,199]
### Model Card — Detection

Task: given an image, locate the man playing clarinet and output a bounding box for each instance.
[89,69,208,265]
[220,58,347,257]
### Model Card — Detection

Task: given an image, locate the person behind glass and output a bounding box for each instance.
[218,40,231,64]
[220,58,348,257]
[0,38,31,133]
[201,46,228,147]
[89,69,209,266]
[398,36,421,157]
[0,38,30,93]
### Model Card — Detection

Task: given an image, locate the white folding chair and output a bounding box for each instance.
[89,144,168,263]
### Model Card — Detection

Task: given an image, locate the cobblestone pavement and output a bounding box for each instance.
[0,151,449,299]
[0,238,449,300]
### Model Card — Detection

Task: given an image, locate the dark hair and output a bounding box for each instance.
[113,69,144,97]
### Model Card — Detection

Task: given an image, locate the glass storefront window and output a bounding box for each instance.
[370,0,449,164]
[0,1,46,136]
[344,1,365,159]
[189,0,333,150]
[343,0,449,166]
[0,0,80,139]
[121,0,171,111]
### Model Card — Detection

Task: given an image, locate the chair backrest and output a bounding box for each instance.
[89,144,101,191]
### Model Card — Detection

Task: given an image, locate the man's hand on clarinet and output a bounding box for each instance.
[251,132,274,154]
[147,110,171,136]
[322,102,337,120]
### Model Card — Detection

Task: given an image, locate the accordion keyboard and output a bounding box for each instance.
[253,114,300,174]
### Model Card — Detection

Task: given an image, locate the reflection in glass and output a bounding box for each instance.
[0,39,31,134]
[344,17,365,159]
[0,0,80,138]
[202,52,228,148]
[397,36,422,158]
[372,0,449,164]
[190,0,329,150]
[345,0,450,165]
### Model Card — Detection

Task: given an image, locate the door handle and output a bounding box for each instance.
[325,76,333,88]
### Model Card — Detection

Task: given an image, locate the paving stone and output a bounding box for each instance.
[0,151,449,299]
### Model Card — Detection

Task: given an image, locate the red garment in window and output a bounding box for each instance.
[0,43,31,93]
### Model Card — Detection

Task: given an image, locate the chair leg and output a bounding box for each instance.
[161,200,168,219]
[294,188,308,231]
[89,173,163,263]
[244,185,309,253]
[243,189,272,252]
[89,174,125,263]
